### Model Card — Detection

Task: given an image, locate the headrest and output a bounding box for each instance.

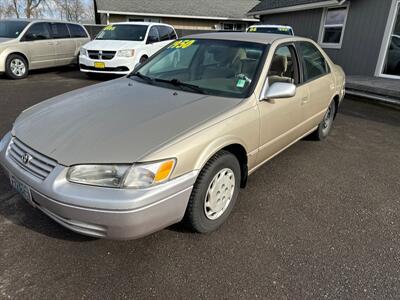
[269,55,288,76]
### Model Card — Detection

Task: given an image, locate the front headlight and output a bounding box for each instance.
[67,159,176,189]
[117,49,135,57]
[80,47,88,56]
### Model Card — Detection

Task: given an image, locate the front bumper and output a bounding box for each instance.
[0,133,198,240]
[79,55,136,75]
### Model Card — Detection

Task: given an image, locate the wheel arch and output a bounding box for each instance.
[6,51,30,69]
[195,138,249,188]
[332,94,340,119]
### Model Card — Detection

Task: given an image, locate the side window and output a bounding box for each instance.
[23,22,50,41]
[67,24,88,38]
[157,26,170,41]
[267,44,299,85]
[298,42,329,82]
[50,23,70,39]
[147,26,160,44]
[169,28,177,40]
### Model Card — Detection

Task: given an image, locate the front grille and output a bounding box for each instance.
[88,50,116,60]
[7,138,57,180]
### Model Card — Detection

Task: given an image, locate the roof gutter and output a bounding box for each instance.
[248,0,342,16]
[97,10,259,22]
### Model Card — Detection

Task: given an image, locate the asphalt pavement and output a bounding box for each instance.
[0,68,400,299]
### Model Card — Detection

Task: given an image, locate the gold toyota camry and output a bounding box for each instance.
[0,32,345,239]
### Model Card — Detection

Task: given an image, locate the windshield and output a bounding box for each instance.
[248,27,293,36]
[0,20,30,38]
[96,24,148,41]
[132,39,267,98]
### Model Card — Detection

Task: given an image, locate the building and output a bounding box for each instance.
[248,0,400,80]
[94,0,259,34]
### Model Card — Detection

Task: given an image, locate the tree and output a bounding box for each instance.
[3,0,47,18]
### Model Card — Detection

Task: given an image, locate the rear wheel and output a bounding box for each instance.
[5,54,28,79]
[309,100,336,140]
[184,150,241,233]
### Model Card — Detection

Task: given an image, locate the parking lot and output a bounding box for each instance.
[0,68,400,299]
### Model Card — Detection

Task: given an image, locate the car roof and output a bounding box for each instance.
[3,18,83,25]
[250,24,293,29]
[111,22,173,27]
[185,32,295,45]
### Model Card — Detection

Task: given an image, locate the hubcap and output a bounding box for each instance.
[10,59,26,77]
[322,103,334,134]
[204,168,235,220]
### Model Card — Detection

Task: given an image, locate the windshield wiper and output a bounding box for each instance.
[129,72,154,83]
[154,78,207,95]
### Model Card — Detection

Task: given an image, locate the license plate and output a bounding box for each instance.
[94,62,105,69]
[10,175,32,203]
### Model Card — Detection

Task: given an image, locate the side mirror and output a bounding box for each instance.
[263,82,296,100]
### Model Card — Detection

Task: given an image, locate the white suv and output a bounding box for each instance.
[79,22,178,76]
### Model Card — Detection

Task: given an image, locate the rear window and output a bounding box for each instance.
[50,23,70,39]
[67,24,88,38]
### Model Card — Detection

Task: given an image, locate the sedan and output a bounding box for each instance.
[0,32,345,239]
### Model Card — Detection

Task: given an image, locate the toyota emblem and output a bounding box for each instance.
[21,153,31,164]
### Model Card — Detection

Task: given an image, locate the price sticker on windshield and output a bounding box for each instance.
[278,28,289,32]
[168,40,196,49]
[104,25,115,31]
[249,27,257,32]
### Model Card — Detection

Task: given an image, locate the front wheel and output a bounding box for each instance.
[309,100,336,140]
[184,150,241,233]
[5,54,28,79]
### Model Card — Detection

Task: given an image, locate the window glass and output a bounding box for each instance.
[96,24,148,41]
[50,23,70,39]
[382,4,400,77]
[298,42,328,81]
[24,22,50,40]
[268,45,297,85]
[0,20,29,38]
[169,29,177,40]
[157,26,171,41]
[135,39,266,98]
[147,26,160,43]
[67,24,88,38]
[321,6,348,45]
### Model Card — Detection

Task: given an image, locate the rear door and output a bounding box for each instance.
[67,23,90,63]
[296,41,334,129]
[49,22,76,65]
[21,22,55,69]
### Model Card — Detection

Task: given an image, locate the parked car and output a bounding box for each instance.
[79,22,178,76]
[247,24,294,36]
[0,32,345,240]
[0,19,90,79]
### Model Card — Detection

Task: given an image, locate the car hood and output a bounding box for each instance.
[84,40,143,51]
[0,37,15,45]
[13,78,242,165]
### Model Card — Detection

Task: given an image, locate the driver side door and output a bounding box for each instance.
[21,22,56,69]
[256,43,309,165]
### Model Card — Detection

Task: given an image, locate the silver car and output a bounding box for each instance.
[0,33,345,239]
[0,19,90,79]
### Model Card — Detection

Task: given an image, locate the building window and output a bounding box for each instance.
[382,0,400,77]
[319,5,349,48]
[220,23,246,31]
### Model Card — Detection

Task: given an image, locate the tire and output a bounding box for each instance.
[139,55,148,64]
[309,100,336,141]
[184,150,241,233]
[5,54,28,79]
